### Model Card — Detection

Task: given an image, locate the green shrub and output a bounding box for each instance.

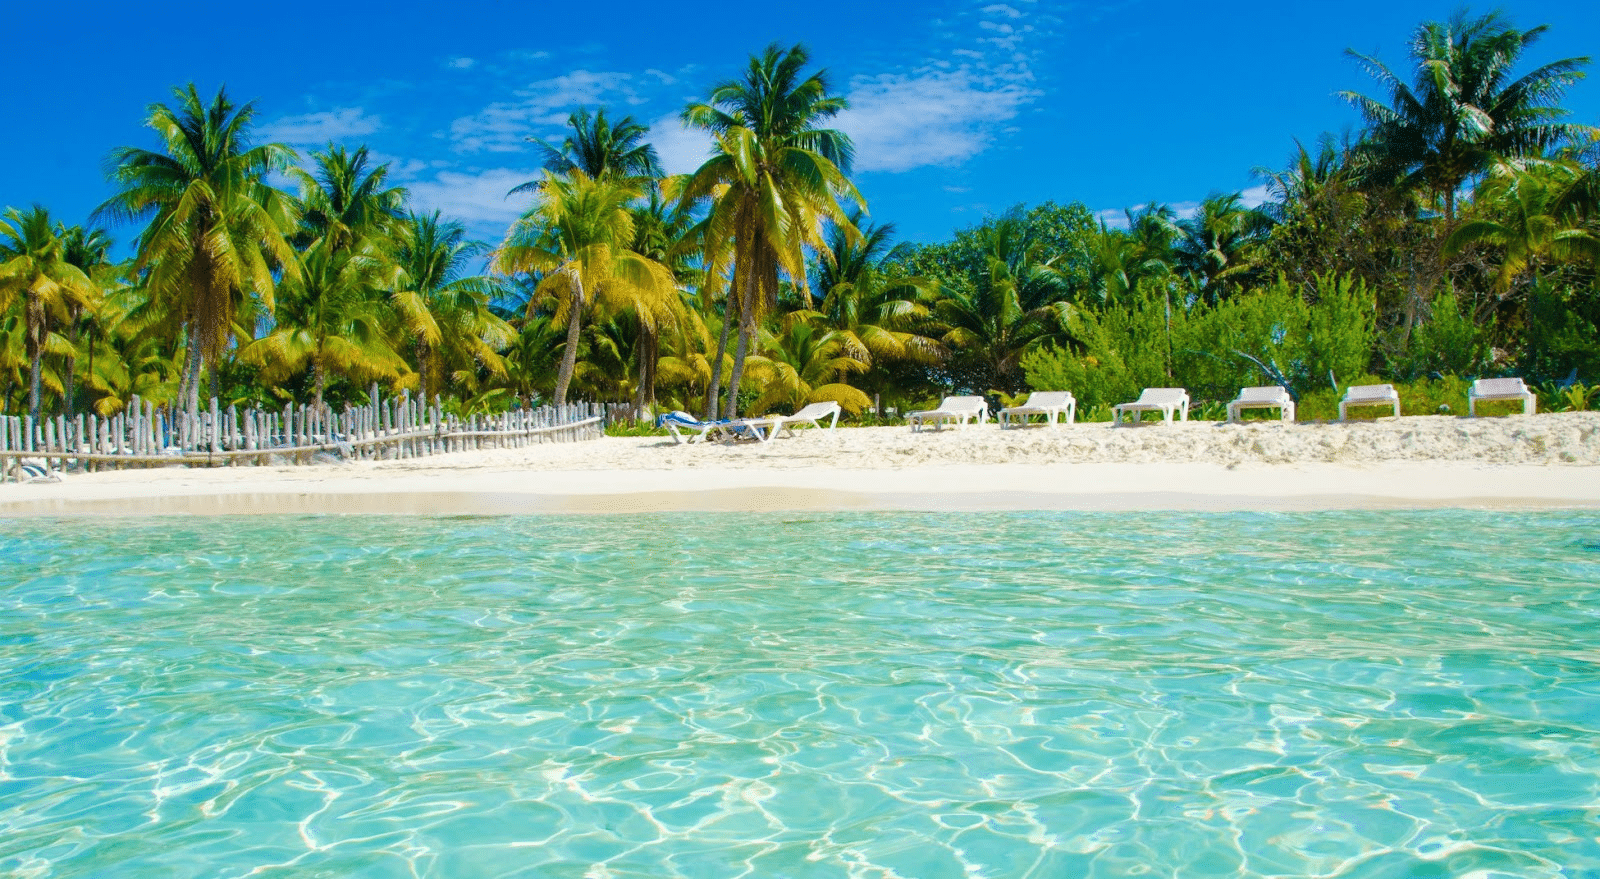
[1390,290,1490,379]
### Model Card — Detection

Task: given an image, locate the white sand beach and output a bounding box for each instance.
[3,412,1599,515]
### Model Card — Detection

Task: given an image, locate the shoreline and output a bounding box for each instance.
[2,413,1599,515]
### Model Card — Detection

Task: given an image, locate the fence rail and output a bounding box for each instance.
[0,389,613,483]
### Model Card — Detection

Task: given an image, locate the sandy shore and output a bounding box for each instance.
[3,413,1599,515]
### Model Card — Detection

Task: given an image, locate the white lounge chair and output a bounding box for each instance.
[907,395,988,431]
[1469,377,1536,416]
[657,410,770,444]
[1227,386,1295,423]
[1000,391,1076,427]
[767,401,842,438]
[1338,384,1400,420]
[1112,388,1189,425]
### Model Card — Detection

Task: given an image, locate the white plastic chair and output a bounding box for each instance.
[1338,384,1400,420]
[1000,391,1076,428]
[1227,386,1295,422]
[1112,388,1189,425]
[1468,378,1536,416]
[907,396,988,431]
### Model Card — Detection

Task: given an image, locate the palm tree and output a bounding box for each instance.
[240,236,407,407]
[1445,161,1600,296]
[743,312,872,415]
[517,107,663,188]
[674,42,861,419]
[932,207,1077,393]
[1340,10,1594,220]
[813,211,944,410]
[493,169,676,406]
[56,224,116,416]
[96,84,299,416]
[1172,193,1274,300]
[0,206,101,419]
[292,144,407,253]
[394,211,514,402]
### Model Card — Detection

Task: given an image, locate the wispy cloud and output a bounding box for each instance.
[259,107,381,147]
[1096,185,1277,228]
[648,113,712,176]
[447,57,475,70]
[401,167,536,231]
[838,69,1036,172]
[450,70,641,153]
[1238,184,1272,209]
[835,1,1043,174]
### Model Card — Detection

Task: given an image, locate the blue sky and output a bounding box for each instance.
[4,0,1597,252]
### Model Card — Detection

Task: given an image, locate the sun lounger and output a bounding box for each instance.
[1112,388,1189,425]
[1468,377,1536,416]
[1338,384,1400,420]
[1227,386,1295,422]
[1000,391,1076,427]
[767,401,842,438]
[907,395,988,431]
[657,410,771,444]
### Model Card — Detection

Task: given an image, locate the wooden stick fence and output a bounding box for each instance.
[0,387,610,483]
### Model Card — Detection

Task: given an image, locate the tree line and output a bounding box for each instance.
[2,10,1597,426]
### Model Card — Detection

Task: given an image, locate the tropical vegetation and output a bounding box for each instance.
[3,13,1598,426]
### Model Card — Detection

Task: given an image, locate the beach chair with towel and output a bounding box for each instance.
[1468,377,1536,416]
[1112,388,1189,426]
[767,401,842,438]
[907,396,988,432]
[656,410,771,444]
[1338,384,1400,420]
[999,391,1076,427]
[1226,386,1295,423]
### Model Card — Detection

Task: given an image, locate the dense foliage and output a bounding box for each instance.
[3,14,1597,424]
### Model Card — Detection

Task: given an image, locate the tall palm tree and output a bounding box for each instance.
[674,42,861,419]
[517,107,663,188]
[240,236,407,407]
[292,144,407,253]
[96,84,299,416]
[57,224,116,416]
[493,169,676,406]
[394,211,514,402]
[1340,10,1594,220]
[0,206,100,419]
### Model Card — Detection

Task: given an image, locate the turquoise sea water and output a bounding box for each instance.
[2,510,1598,878]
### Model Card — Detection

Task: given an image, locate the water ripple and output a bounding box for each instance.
[1,510,1598,877]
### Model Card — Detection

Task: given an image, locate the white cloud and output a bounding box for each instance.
[837,69,1037,173]
[259,107,381,146]
[982,3,1024,17]
[1238,184,1273,209]
[447,57,476,69]
[1095,208,1130,229]
[648,114,712,176]
[403,167,537,230]
[451,70,639,153]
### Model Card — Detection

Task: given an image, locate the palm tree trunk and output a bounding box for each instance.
[314,358,326,410]
[182,327,203,421]
[553,270,585,406]
[705,285,736,419]
[27,326,43,421]
[414,338,431,402]
[643,326,658,417]
[724,292,754,420]
[63,309,80,417]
